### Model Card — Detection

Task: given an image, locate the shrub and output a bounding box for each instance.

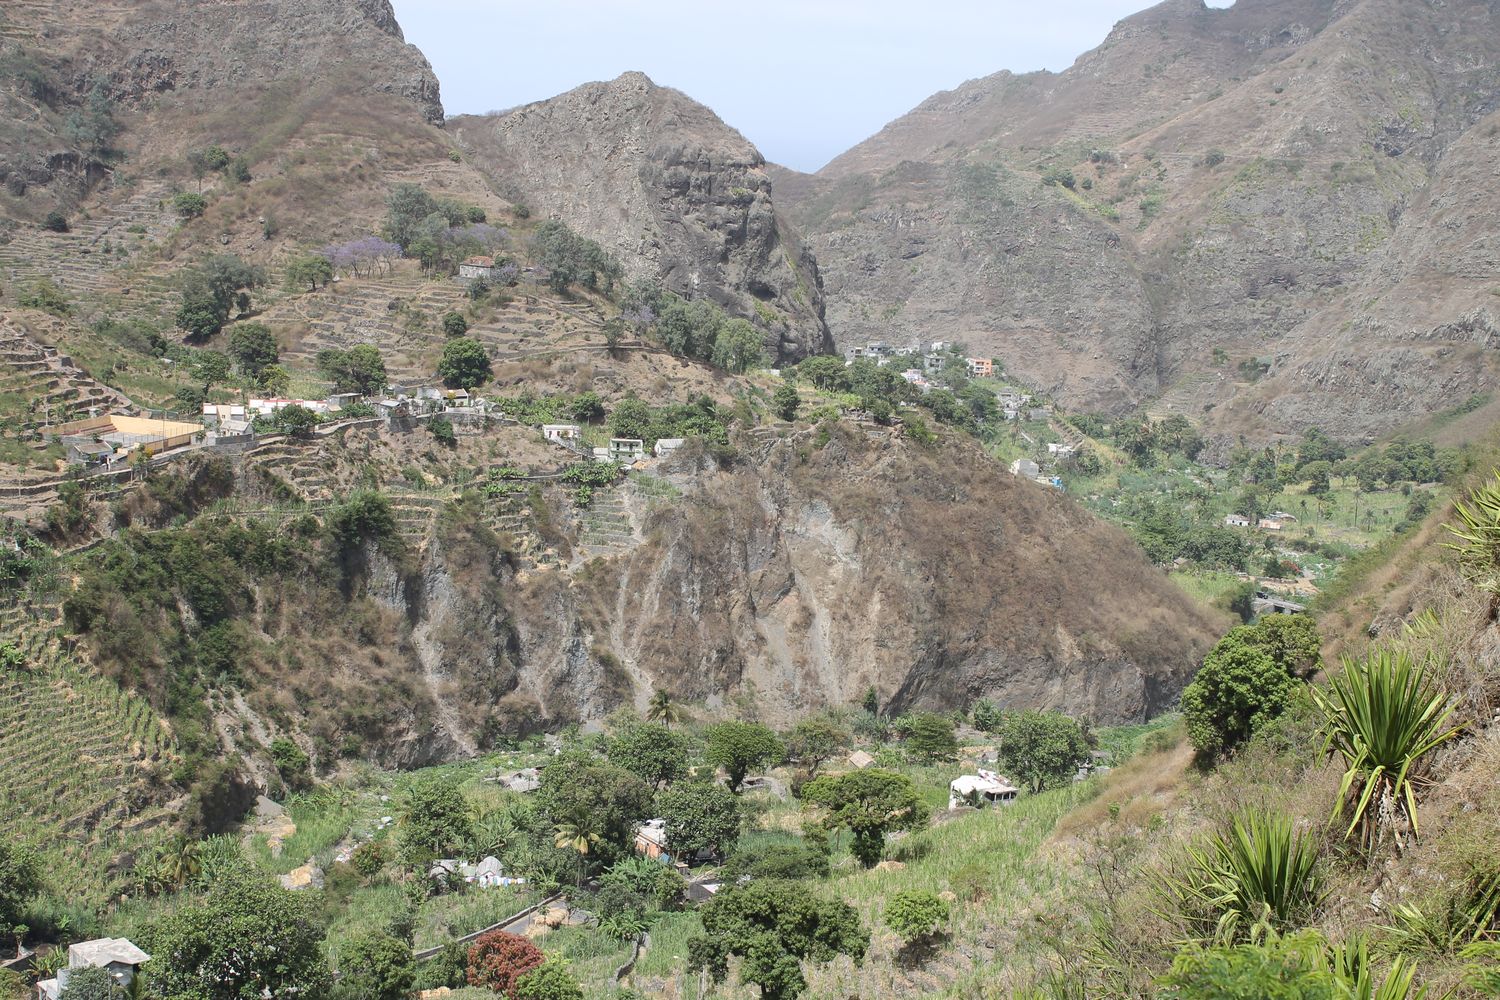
[900,711,958,763]
[41,210,68,232]
[467,929,544,996]
[267,737,311,792]
[441,311,468,338]
[18,278,70,316]
[429,416,457,447]
[515,960,584,1000]
[172,192,208,219]
[885,889,949,943]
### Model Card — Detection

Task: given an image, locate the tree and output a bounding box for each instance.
[399,774,471,866]
[0,843,39,930]
[441,312,468,338]
[437,337,491,390]
[784,716,849,776]
[1301,460,1332,497]
[704,722,785,793]
[383,183,439,251]
[466,930,544,996]
[608,397,652,442]
[646,689,682,728]
[316,345,387,396]
[338,931,415,1000]
[41,211,69,233]
[689,879,869,1000]
[570,391,605,424]
[145,868,329,1000]
[1249,615,1323,680]
[226,323,279,379]
[657,778,742,861]
[1181,629,1296,760]
[885,889,949,944]
[284,254,333,294]
[994,710,1091,794]
[515,961,585,1000]
[607,722,688,789]
[258,365,290,396]
[56,966,115,1000]
[192,351,231,391]
[773,381,800,422]
[273,404,318,437]
[711,318,768,373]
[175,256,265,341]
[901,712,958,763]
[802,769,927,868]
[536,749,653,865]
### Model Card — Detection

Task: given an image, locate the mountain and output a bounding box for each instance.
[776,0,1500,444]
[0,0,442,216]
[451,73,833,365]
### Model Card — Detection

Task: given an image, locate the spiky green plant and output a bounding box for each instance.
[1312,650,1461,854]
[1446,470,1500,600]
[1331,935,1433,1000]
[1165,810,1326,942]
[1383,872,1500,955]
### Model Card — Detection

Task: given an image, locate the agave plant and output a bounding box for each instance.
[1312,650,1461,854]
[1165,810,1326,942]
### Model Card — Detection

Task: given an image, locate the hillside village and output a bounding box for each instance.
[2,0,1500,999]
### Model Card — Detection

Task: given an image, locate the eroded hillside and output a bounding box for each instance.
[777,0,1500,444]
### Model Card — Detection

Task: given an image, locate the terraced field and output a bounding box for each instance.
[0,604,181,896]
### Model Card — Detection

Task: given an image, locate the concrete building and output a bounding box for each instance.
[965,357,994,378]
[459,256,496,280]
[609,438,646,462]
[37,938,150,1000]
[1010,458,1040,479]
[654,437,685,458]
[948,770,1019,810]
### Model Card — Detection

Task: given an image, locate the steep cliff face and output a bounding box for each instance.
[453,73,833,365]
[780,0,1500,441]
[332,427,1222,760]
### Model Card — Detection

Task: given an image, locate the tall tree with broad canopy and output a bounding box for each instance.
[143,867,330,1000]
[704,722,785,793]
[688,879,869,1000]
[606,722,688,789]
[535,748,653,867]
[334,931,414,1000]
[399,774,472,866]
[437,337,492,390]
[801,769,927,868]
[657,777,742,861]
[993,710,1092,794]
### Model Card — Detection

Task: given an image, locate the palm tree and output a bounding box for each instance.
[554,819,600,888]
[647,689,681,728]
[162,837,202,888]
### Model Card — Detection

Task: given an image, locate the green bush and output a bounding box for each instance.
[41,210,68,232]
[885,889,949,943]
[173,192,208,219]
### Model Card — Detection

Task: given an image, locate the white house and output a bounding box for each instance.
[609,438,646,462]
[948,770,1019,809]
[1046,442,1075,456]
[459,255,496,280]
[543,424,581,444]
[1225,514,1252,528]
[1010,458,1040,479]
[654,437,685,458]
[37,939,151,1000]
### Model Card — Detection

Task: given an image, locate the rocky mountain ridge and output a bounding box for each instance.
[453,73,833,365]
[776,0,1500,443]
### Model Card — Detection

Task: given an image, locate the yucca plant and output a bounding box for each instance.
[1312,650,1461,854]
[1332,935,1432,1000]
[1165,810,1326,942]
[1446,470,1500,605]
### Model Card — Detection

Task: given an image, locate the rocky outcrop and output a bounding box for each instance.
[780,0,1500,440]
[453,73,832,364]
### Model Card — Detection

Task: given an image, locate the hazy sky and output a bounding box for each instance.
[390,1,1231,173]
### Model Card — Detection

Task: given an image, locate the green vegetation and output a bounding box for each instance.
[175,255,266,341]
[704,721,784,793]
[437,336,493,390]
[1182,615,1321,760]
[803,769,927,868]
[316,344,387,395]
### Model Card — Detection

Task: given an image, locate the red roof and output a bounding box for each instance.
[463,256,495,267]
